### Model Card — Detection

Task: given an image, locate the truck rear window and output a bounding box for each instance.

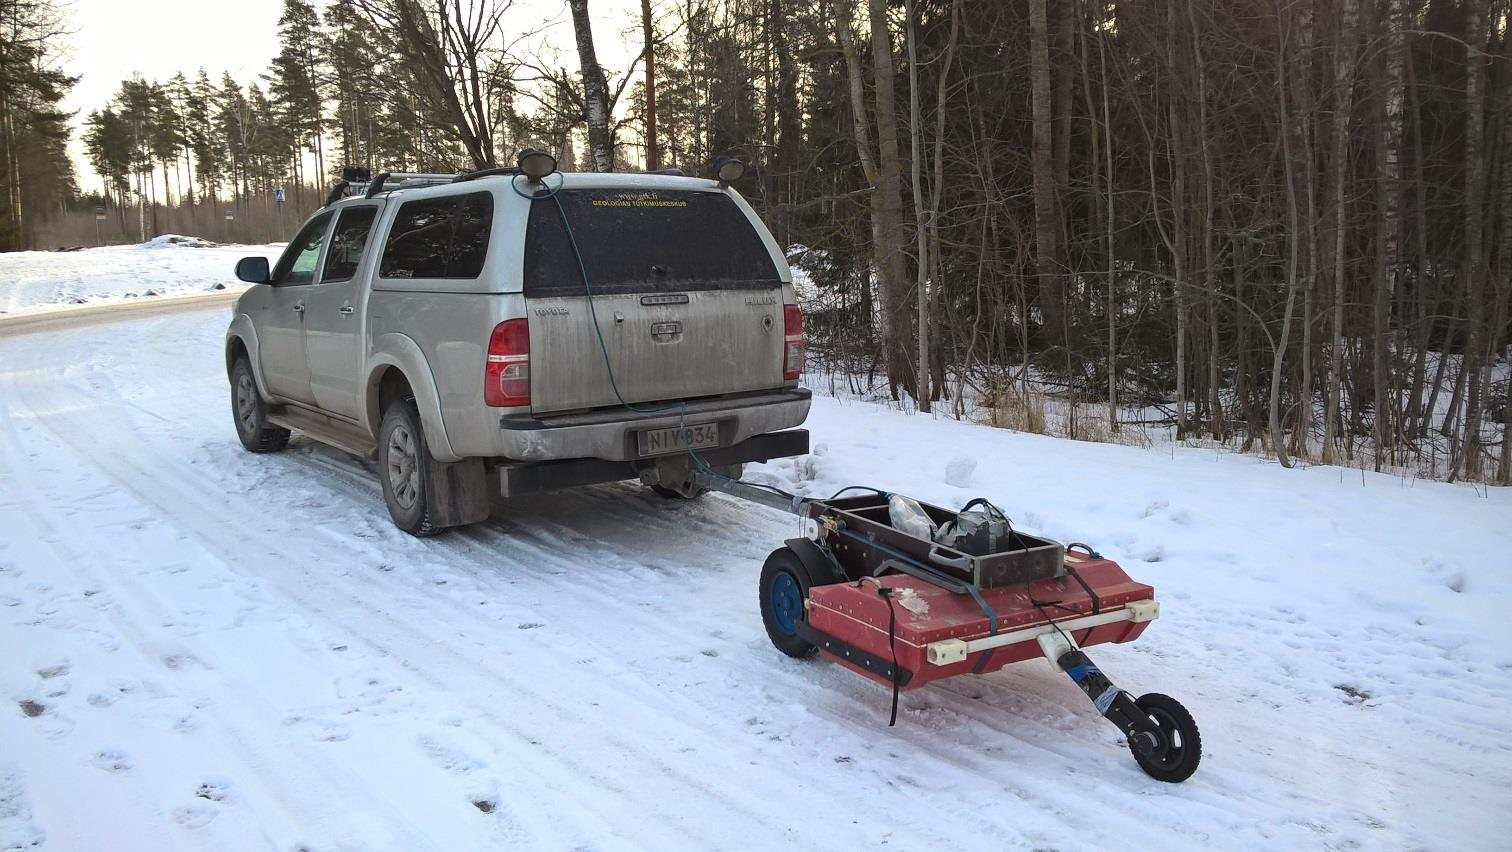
[379,191,493,279]
[523,189,780,297]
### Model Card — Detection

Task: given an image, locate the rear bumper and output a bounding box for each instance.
[496,387,811,462]
[497,428,810,497]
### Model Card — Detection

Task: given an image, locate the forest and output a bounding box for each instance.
[0,0,1508,484]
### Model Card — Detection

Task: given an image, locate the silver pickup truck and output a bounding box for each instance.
[225,160,810,535]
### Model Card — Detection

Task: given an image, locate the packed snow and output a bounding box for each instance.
[0,237,281,316]
[0,290,1509,849]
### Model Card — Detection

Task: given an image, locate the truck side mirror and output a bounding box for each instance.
[235,256,270,284]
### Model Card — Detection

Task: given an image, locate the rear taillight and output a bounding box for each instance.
[782,304,804,381]
[485,319,530,407]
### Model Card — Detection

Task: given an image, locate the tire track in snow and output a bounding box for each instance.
[0,310,1420,850]
[5,318,1085,848]
[1,345,820,849]
[0,371,450,851]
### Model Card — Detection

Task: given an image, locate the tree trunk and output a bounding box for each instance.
[1099,18,1117,433]
[1373,0,1406,468]
[834,0,876,185]
[569,0,614,172]
[1165,12,1188,440]
[1322,0,1358,465]
[1187,0,1221,440]
[641,0,658,170]
[1272,3,1303,468]
[906,0,930,411]
[927,0,961,406]
[1028,0,1062,363]
[867,0,915,399]
[1458,0,1490,480]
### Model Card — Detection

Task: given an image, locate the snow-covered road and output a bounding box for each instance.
[1,304,1509,851]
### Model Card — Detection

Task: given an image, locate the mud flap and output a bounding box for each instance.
[785,537,849,586]
[426,456,491,528]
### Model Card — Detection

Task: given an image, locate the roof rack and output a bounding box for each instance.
[363,171,459,198]
[452,166,522,183]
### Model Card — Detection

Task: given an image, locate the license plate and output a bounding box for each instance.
[638,423,720,456]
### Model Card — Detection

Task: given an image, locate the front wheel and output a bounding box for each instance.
[759,547,818,658]
[1129,693,1202,783]
[230,357,289,453]
[378,399,440,536]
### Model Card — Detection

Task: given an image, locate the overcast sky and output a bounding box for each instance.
[60,0,644,192]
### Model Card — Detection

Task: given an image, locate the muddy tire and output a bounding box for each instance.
[378,398,440,536]
[230,357,290,453]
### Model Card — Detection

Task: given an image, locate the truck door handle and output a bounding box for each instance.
[338,305,355,315]
[292,303,305,313]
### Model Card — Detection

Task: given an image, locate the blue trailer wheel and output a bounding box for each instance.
[768,571,802,635]
[759,547,819,658]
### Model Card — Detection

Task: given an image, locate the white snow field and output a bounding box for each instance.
[0,237,281,316]
[2,306,1510,850]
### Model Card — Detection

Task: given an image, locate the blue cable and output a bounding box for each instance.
[509,174,725,482]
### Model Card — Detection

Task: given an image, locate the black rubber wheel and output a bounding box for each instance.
[378,399,440,537]
[1129,693,1202,783]
[230,357,290,453]
[759,547,818,658]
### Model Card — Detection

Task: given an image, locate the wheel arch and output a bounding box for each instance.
[224,316,271,401]
[363,335,458,462]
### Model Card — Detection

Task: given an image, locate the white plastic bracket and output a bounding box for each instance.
[1127,599,1160,623]
[1036,630,1075,665]
[925,638,969,666]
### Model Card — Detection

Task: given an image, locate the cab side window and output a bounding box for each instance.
[271,211,334,286]
[322,207,379,283]
[379,191,493,279]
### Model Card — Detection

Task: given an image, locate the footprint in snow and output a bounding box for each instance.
[39,712,74,740]
[34,659,68,680]
[88,749,133,773]
[172,801,218,829]
[162,654,208,672]
[285,716,352,742]
[419,734,485,774]
[194,777,234,803]
[1335,684,1373,705]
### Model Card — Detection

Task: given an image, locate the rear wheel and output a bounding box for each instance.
[759,547,818,658]
[230,357,289,453]
[378,399,440,536]
[1129,693,1202,783]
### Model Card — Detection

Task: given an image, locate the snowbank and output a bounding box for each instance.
[0,238,283,315]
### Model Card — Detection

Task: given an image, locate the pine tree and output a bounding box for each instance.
[267,0,328,186]
[186,70,222,204]
[0,0,77,248]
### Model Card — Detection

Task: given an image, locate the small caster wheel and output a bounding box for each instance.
[1129,693,1201,783]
